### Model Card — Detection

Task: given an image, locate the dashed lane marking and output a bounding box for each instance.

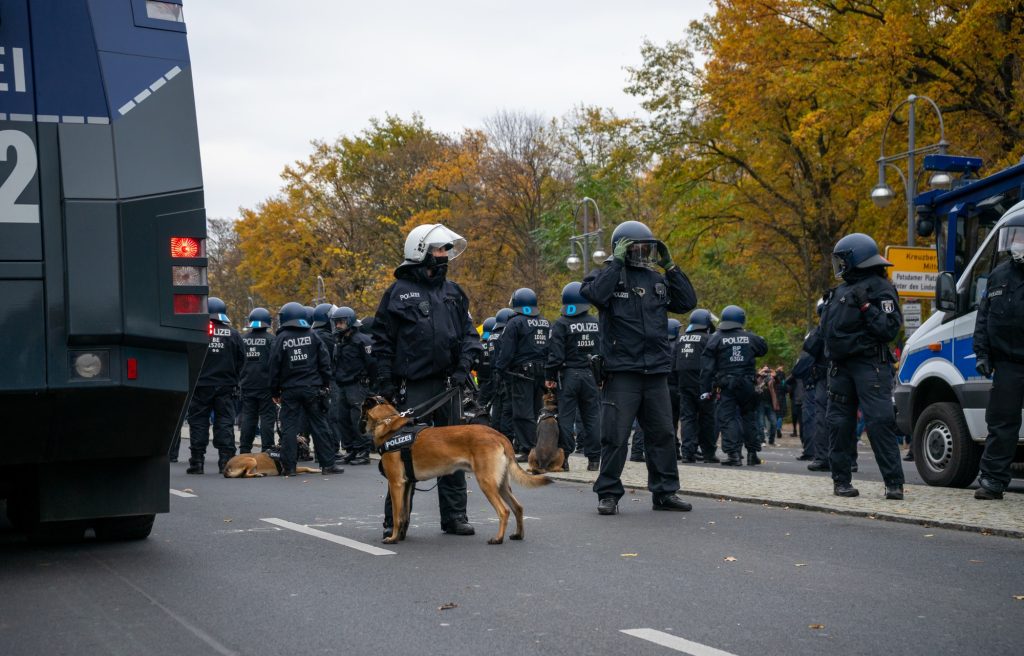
[621,629,739,656]
[260,517,396,556]
[170,489,197,498]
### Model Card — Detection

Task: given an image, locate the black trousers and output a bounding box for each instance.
[384,377,468,528]
[980,360,1024,490]
[478,372,495,408]
[557,367,600,460]
[279,386,335,471]
[187,385,237,465]
[826,359,904,486]
[338,381,371,454]
[593,372,680,501]
[679,385,716,458]
[239,390,277,452]
[509,373,543,452]
[326,381,342,453]
[490,379,514,441]
[807,380,829,461]
[668,383,681,453]
[791,402,803,440]
[717,377,759,457]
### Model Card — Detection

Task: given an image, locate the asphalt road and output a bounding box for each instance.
[2,454,1023,656]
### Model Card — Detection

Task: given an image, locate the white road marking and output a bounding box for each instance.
[261,517,396,556]
[118,100,136,115]
[133,88,151,104]
[621,629,739,656]
[149,77,166,92]
[165,65,182,80]
[170,488,197,498]
[63,115,84,123]
[87,116,109,124]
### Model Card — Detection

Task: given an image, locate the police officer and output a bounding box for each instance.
[494,288,550,459]
[677,309,718,463]
[372,223,481,537]
[184,297,245,475]
[312,303,341,453]
[268,302,344,476]
[700,306,768,466]
[487,308,515,439]
[239,307,277,453]
[801,298,833,471]
[973,217,1024,500]
[545,282,601,471]
[582,220,697,515]
[667,318,683,458]
[822,233,904,499]
[331,306,376,465]
[475,316,498,409]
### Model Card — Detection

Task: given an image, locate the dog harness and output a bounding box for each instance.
[263,447,285,475]
[376,424,428,482]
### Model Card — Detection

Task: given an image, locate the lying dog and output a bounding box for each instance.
[222,450,320,478]
[363,396,551,545]
[528,391,564,474]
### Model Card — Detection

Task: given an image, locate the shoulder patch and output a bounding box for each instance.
[880,299,895,313]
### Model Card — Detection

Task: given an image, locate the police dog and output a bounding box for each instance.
[527,391,564,474]
[222,450,320,478]
[363,397,551,545]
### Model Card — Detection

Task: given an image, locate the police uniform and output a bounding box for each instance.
[545,312,601,464]
[476,330,496,410]
[485,328,511,436]
[676,328,716,462]
[268,326,337,473]
[582,259,697,506]
[494,312,550,454]
[372,263,481,534]
[239,327,276,453]
[667,334,682,456]
[333,327,377,461]
[800,325,832,468]
[185,321,245,473]
[700,326,768,465]
[973,258,1024,497]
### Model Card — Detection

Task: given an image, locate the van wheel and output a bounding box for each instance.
[912,402,981,488]
[94,514,156,541]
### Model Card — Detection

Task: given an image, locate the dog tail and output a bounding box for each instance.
[504,441,552,488]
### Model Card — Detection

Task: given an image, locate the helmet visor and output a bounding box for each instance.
[421,225,467,262]
[831,253,849,279]
[997,225,1024,253]
[626,239,659,268]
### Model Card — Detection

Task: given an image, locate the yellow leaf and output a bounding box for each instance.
[621,553,639,558]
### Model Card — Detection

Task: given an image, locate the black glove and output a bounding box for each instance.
[976,358,993,378]
[377,378,397,401]
[848,287,868,310]
[452,370,470,387]
[655,241,673,270]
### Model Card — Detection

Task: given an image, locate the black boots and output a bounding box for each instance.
[348,451,370,466]
[975,479,1004,500]
[833,482,860,497]
[807,460,830,471]
[441,515,475,535]
[884,484,904,500]
[321,463,346,475]
[652,494,692,512]
[720,454,742,466]
[597,497,619,515]
[587,458,600,471]
[747,451,762,466]
[186,460,204,475]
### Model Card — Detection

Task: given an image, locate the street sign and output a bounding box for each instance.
[903,300,922,336]
[886,246,938,298]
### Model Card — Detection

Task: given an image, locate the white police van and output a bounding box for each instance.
[894,163,1024,487]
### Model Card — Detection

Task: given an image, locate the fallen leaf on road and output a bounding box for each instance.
[182,488,194,494]
[808,624,825,630]
[723,556,737,562]
[969,560,984,564]
[795,563,807,567]
[223,519,232,523]
[621,553,638,558]
[923,534,934,538]
[438,602,458,611]
[1013,595,1024,601]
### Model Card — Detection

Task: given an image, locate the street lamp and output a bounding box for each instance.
[872,94,949,247]
[564,197,606,275]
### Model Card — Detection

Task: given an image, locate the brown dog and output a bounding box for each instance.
[363,397,551,545]
[528,391,564,474]
[222,451,319,478]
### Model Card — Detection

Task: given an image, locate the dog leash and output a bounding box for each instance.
[398,388,459,422]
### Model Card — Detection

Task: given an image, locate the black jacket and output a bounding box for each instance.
[333,330,377,385]
[545,313,599,380]
[822,270,902,361]
[700,328,768,395]
[974,259,1024,364]
[675,329,710,391]
[371,265,481,382]
[268,326,332,393]
[240,328,273,391]
[580,260,697,374]
[314,325,337,363]
[799,326,827,383]
[494,313,551,373]
[197,321,245,387]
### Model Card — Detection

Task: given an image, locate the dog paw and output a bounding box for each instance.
[487,537,504,545]
[510,534,523,541]
[382,536,398,544]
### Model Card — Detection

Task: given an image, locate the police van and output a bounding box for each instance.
[894,160,1024,487]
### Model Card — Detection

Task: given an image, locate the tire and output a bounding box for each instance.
[912,401,981,488]
[94,514,156,541]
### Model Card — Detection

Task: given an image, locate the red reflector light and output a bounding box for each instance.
[208,320,215,336]
[170,237,202,258]
[127,357,138,380]
[174,294,205,314]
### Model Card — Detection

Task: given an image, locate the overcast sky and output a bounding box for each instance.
[184,1,711,219]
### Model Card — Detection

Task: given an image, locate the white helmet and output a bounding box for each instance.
[402,223,467,264]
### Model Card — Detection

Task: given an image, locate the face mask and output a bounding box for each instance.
[424,253,449,280]
[1011,244,1024,264]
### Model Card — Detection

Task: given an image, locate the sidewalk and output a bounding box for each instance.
[553,455,1024,540]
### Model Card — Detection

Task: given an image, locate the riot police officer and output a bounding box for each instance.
[331,306,376,465]
[973,216,1024,500]
[700,306,768,466]
[677,309,717,463]
[545,282,601,471]
[582,220,697,515]
[667,318,683,458]
[801,298,832,471]
[475,316,498,410]
[312,303,341,453]
[239,307,277,453]
[268,302,344,476]
[488,308,515,439]
[372,223,481,537]
[822,233,904,499]
[494,288,550,459]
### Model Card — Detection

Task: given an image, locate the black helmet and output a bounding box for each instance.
[611,220,659,267]
[279,302,311,329]
[510,288,539,316]
[494,308,514,330]
[312,303,335,328]
[832,233,891,279]
[208,297,230,324]
[686,309,712,332]
[330,306,360,331]
[719,305,746,330]
[561,281,589,317]
[303,305,315,325]
[667,318,681,340]
[248,307,272,329]
[482,316,497,339]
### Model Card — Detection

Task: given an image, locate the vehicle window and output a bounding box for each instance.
[968,233,998,311]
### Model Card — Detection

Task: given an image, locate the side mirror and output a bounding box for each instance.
[935,271,958,313]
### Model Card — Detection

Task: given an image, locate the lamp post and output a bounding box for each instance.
[565,197,607,276]
[871,94,950,247]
